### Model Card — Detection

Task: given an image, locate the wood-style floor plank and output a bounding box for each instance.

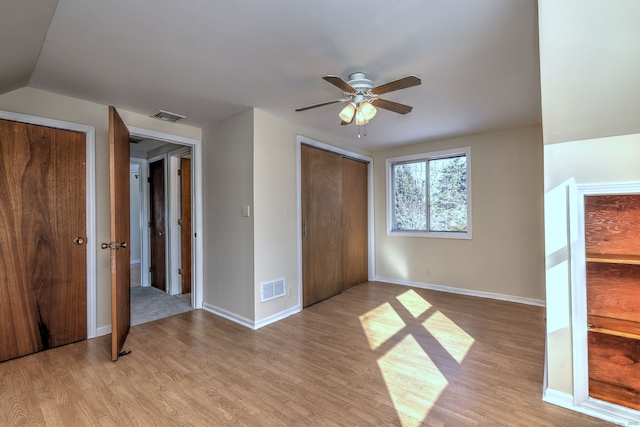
[0,282,608,426]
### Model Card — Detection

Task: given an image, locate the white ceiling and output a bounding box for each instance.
[1,0,541,150]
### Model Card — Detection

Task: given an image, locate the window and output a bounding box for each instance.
[386,147,471,239]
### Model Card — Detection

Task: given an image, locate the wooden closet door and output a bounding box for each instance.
[149,159,166,291]
[301,145,343,307]
[342,157,368,289]
[0,119,86,362]
[180,157,192,295]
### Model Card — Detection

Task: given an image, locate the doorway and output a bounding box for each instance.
[128,132,201,325]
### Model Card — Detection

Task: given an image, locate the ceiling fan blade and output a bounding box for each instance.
[373,98,414,114]
[370,75,421,96]
[295,99,346,112]
[323,75,356,93]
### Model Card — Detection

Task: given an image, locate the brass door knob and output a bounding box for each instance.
[74,237,84,245]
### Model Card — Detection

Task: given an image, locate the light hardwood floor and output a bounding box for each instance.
[0,282,606,426]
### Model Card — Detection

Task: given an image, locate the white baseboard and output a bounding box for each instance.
[375,276,545,307]
[202,303,302,330]
[254,305,301,330]
[543,387,640,424]
[202,303,255,329]
[96,325,111,337]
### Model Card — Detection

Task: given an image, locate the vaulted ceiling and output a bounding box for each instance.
[0,0,541,150]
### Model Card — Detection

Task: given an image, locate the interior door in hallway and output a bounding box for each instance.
[149,158,166,291]
[301,145,344,307]
[0,119,87,362]
[342,157,368,289]
[180,157,192,294]
[109,106,131,362]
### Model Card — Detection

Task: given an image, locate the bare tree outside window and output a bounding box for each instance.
[393,162,427,231]
[391,151,469,236]
[429,156,467,232]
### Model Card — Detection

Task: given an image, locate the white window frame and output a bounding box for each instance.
[386,146,472,239]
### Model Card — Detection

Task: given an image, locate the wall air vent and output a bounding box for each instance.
[260,278,286,302]
[151,109,186,122]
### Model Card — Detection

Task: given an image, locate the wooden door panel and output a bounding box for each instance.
[180,157,192,294]
[0,119,86,362]
[109,106,131,361]
[149,159,166,291]
[302,145,343,307]
[342,157,368,289]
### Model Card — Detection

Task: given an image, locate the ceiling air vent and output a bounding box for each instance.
[151,109,186,123]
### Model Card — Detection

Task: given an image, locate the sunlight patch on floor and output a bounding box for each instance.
[377,335,448,427]
[359,302,406,350]
[359,289,477,425]
[422,310,474,363]
[396,289,432,318]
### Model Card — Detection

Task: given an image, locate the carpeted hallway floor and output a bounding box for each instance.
[129,262,192,325]
[131,287,192,326]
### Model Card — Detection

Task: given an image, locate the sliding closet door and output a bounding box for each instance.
[342,157,368,289]
[301,145,343,307]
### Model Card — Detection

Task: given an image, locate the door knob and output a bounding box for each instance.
[74,237,84,245]
[101,241,128,250]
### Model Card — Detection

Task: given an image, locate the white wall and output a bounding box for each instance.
[203,109,256,321]
[374,125,545,301]
[539,0,640,145]
[203,107,370,326]
[0,87,202,330]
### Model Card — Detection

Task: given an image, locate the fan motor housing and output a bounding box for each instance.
[347,72,373,93]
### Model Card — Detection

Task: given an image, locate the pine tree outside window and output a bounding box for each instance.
[386,147,471,239]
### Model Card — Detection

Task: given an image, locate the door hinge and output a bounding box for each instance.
[148,221,152,227]
[178,268,182,275]
[178,218,183,226]
[147,176,151,183]
[148,267,152,273]
[178,169,182,176]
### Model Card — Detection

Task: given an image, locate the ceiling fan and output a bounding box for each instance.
[295,72,421,131]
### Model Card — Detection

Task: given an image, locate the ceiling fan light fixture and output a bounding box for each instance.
[339,102,356,122]
[355,107,369,126]
[360,101,377,120]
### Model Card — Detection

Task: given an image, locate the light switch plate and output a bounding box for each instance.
[242,205,250,217]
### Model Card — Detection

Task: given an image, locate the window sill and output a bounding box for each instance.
[387,230,472,239]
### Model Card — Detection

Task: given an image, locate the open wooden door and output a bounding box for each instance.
[108,106,131,361]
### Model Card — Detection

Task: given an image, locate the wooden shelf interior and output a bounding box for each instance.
[586,253,640,265]
[585,194,640,410]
